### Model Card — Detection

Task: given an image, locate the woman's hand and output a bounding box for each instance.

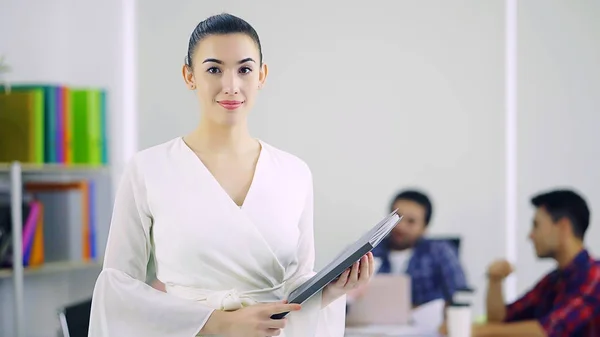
[321,252,375,307]
[346,282,369,302]
[202,301,301,337]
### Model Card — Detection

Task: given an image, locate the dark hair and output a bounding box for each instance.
[185,13,263,68]
[531,189,590,240]
[390,189,433,226]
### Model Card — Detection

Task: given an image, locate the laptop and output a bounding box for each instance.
[345,274,412,326]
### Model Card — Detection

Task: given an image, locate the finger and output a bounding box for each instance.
[336,268,350,286]
[259,321,284,336]
[348,261,360,286]
[269,303,301,315]
[266,317,287,329]
[359,255,369,281]
[266,328,282,336]
[368,252,375,277]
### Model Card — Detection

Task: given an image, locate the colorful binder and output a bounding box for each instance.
[24,181,94,261]
[0,90,45,163]
[0,84,108,165]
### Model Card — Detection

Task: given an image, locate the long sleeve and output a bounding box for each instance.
[504,275,552,323]
[88,156,214,337]
[282,167,347,337]
[283,167,318,293]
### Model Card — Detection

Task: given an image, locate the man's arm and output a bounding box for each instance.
[477,268,600,337]
[487,270,551,323]
[486,278,507,322]
[475,280,600,337]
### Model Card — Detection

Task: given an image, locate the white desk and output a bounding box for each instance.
[345,325,441,337]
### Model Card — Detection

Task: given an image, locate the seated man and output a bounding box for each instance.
[451,189,600,337]
[350,189,468,308]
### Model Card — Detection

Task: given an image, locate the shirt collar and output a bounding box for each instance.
[556,249,590,278]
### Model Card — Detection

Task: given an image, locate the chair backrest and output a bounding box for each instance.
[429,236,475,294]
[430,236,461,256]
[58,298,92,337]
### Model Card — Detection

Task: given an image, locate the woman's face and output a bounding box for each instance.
[183,33,267,127]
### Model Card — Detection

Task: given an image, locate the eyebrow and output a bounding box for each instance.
[202,58,255,65]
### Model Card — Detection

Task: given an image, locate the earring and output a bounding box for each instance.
[190,84,196,90]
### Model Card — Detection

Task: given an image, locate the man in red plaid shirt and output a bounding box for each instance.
[480,189,600,336]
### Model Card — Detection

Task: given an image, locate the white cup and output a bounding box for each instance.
[446,304,472,337]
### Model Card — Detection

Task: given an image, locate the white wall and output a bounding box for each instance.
[516,0,600,295]
[138,0,507,316]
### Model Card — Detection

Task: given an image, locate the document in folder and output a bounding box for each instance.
[272,209,403,319]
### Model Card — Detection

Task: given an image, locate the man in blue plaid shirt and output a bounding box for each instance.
[370,189,468,308]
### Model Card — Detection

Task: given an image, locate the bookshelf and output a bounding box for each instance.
[0,78,114,337]
[0,162,112,337]
[0,2,132,335]
[0,259,102,279]
[0,163,111,174]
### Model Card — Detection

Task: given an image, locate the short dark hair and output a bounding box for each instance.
[390,189,433,226]
[185,13,263,68]
[531,189,590,240]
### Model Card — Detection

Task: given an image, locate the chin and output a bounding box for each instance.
[225,114,247,125]
[536,251,554,259]
[209,112,247,127]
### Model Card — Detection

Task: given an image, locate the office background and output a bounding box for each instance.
[1,0,599,336]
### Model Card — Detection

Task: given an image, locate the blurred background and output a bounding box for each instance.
[0,0,599,336]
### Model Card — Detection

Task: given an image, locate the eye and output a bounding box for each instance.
[239,66,252,74]
[207,67,221,74]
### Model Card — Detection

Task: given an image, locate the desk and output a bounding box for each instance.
[345,325,442,337]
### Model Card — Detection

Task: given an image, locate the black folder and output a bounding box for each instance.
[271,209,403,319]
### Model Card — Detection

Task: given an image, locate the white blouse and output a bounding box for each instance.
[88,137,346,337]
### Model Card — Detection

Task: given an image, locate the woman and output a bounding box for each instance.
[88,13,374,337]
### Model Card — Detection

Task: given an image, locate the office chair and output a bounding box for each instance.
[58,298,92,337]
[430,236,475,293]
[431,236,461,255]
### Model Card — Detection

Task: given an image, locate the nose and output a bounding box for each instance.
[221,71,240,95]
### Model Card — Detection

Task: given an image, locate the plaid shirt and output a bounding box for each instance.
[505,249,600,337]
[373,238,468,307]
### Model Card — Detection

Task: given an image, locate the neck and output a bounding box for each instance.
[555,240,584,269]
[189,118,253,154]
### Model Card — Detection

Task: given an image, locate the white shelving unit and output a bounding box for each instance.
[0,161,112,337]
[1,1,134,336]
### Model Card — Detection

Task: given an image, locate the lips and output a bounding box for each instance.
[217,100,244,110]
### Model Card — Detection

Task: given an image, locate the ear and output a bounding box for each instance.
[258,62,268,89]
[556,216,573,236]
[182,64,196,90]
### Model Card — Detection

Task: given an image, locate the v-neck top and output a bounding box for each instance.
[88,137,347,337]
[179,136,265,209]
[152,137,307,288]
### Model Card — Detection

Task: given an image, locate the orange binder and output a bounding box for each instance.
[28,202,45,266]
